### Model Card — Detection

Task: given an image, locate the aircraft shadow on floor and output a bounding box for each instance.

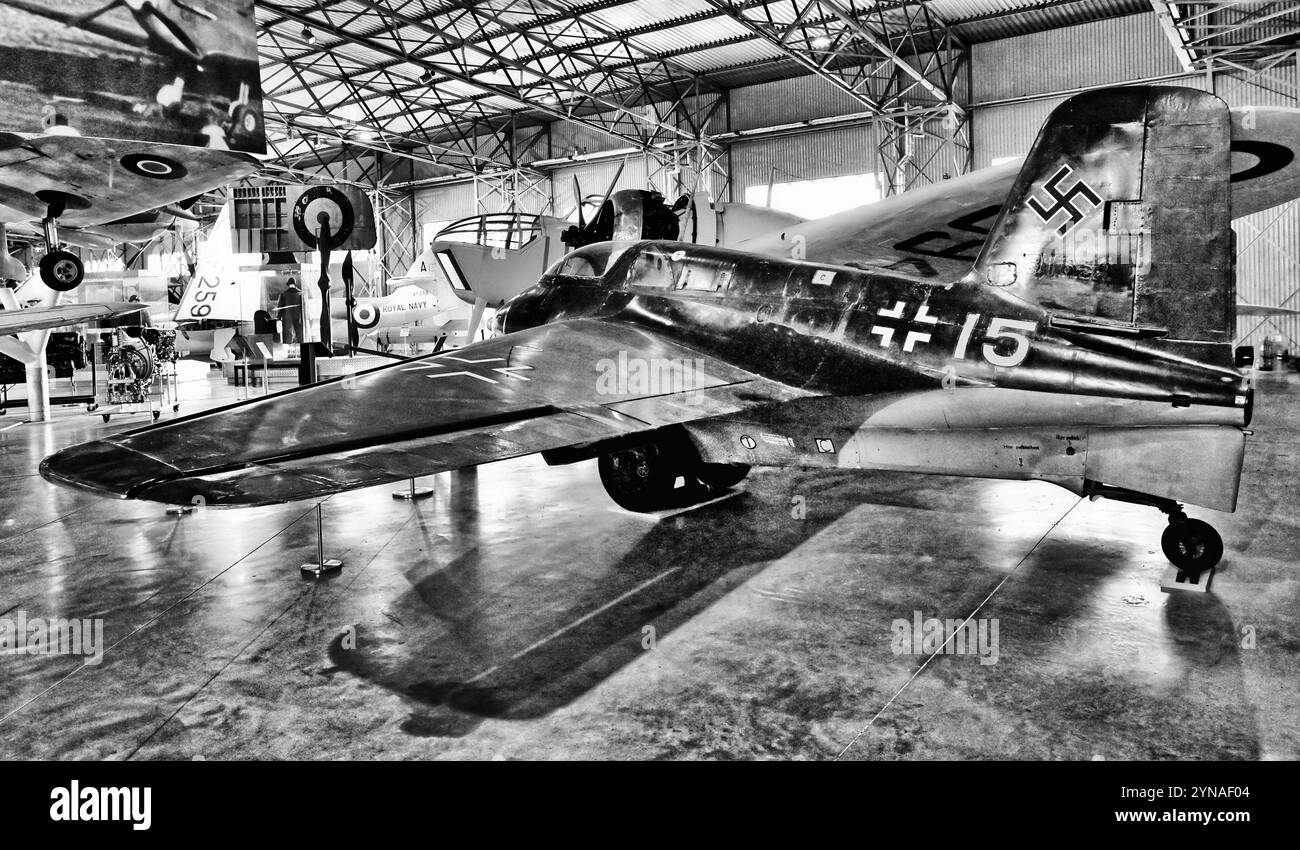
[968,540,1261,759]
[324,468,896,736]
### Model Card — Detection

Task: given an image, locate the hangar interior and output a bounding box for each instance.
[2,0,1300,760]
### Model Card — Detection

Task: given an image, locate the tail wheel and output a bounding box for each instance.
[696,462,750,492]
[39,250,83,292]
[598,442,679,512]
[1160,518,1223,575]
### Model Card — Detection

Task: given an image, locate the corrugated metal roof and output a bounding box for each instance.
[256,0,1163,175]
[588,0,720,32]
[948,0,1151,42]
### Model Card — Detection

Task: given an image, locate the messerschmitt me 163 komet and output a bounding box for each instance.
[42,86,1251,577]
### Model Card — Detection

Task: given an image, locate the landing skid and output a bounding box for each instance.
[1084,481,1225,575]
[1160,565,1215,594]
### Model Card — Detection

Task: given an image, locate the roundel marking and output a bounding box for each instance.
[292,185,355,249]
[352,302,380,329]
[1230,140,1294,183]
[120,153,188,180]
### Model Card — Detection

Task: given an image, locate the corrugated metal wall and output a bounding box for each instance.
[728,75,872,131]
[1217,64,1300,350]
[971,97,1060,169]
[971,12,1184,103]
[413,180,478,223]
[730,124,881,198]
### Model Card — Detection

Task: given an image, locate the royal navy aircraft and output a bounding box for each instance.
[313,281,468,351]
[42,86,1251,575]
[334,271,473,350]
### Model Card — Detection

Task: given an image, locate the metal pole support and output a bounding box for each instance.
[300,502,343,578]
[392,477,434,500]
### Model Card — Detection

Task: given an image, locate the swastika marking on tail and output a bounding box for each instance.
[1027,164,1102,235]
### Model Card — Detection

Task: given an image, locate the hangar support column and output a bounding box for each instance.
[705,0,971,195]
[24,355,49,423]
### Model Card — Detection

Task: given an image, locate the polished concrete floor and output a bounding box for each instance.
[1,366,1298,760]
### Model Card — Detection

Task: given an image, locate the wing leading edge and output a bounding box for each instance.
[40,319,810,506]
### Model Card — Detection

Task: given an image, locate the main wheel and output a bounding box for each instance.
[39,250,83,292]
[598,442,679,512]
[1160,519,1224,575]
[696,462,750,492]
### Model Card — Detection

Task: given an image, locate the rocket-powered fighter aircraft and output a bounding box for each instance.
[42,86,1249,575]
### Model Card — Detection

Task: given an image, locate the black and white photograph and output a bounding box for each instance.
[0,0,1297,828]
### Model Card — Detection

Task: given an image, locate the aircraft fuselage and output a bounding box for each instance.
[498,240,1249,510]
[501,241,1245,408]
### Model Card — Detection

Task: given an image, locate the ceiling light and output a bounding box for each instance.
[302,25,316,45]
[810,34,832,49]
[540,94,559,106]
[419,69,434,84]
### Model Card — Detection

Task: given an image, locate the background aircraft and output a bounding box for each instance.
[0,133,257,291]
[335,256,475,350]
[42,85,1249,578]
[740,105,1300,277]
[422,104,1300,334]
[314,281,470,351]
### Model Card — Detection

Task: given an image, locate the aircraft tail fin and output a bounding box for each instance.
[972,86,1234,345]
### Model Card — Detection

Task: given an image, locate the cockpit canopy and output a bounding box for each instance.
[434,213,542,251]
[543,240,746,294]
[543,241,629,280]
